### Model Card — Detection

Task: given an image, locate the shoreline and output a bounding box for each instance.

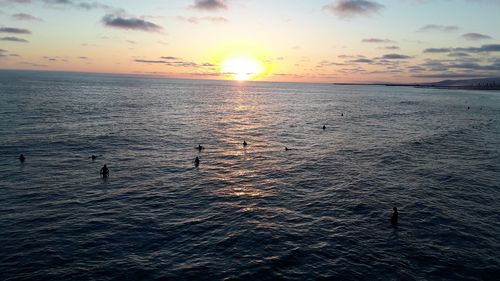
[334,83,500,91]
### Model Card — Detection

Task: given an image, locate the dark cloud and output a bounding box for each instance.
[423,48,452,53]
[381,54,412,59]
[414,73,487,79]
[134,57,206,68]
[455,44,500,52]
[160,56,180,60]
[41,0,113,10]
[102,14,162,32]
[0,36,28,42]
[347,58,374,63]
[323,0,384,19]
[448,52,470,57]
[461,33,492,41]
[191,0,226,11]
[383,45,400,50]
[134,59,167,64]
[177,16,228,24]
[11,13,43,21]
[417,24,459,32]
[362,38,396,43]
[0,27,31,34]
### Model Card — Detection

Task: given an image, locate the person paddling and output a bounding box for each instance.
[19,154,26,163]
[100,164,109,178]
[390,207,399,225]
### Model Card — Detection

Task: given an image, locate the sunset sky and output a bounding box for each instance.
[0,0,499,83]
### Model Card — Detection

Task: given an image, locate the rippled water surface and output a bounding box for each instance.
[1,71,499,280]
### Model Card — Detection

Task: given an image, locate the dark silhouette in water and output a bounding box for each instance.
[390,207,399,225]
[341,113,344,117]
[90,155,98,161]
[194,156,200,167]
[285,146,290,151]
[468,106,470,110]
[323,125,326,130]
[243,141,248,147]
[100,164,109,178]
[18,154,25,163]
[197,144,205,151]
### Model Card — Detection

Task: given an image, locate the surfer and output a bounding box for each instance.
[323,125,326,130]
[285,146,290,151]
[19,154,25,163]
[390,207,399,225]
[197,144,204,151]
[341,113,344,117]
[100,164,109,177]
[243,141,248,147]
[90,155,98,161]
[194,156,200,167]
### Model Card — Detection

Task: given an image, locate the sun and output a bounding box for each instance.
[221,56,264,81]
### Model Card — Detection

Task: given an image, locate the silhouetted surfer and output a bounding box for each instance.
[285,146,290,151]
[194,156,200,167]
[18,154,25,163]
[323,125,326,130]
[243,141,248,147]
[468,106,470,110]
[90,155,98,161]
[341,113,344,117]
[100,164,109,178]
[197,144,204,151]
[390,207,399,225]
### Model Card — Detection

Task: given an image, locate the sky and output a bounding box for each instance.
[0,0,499,83]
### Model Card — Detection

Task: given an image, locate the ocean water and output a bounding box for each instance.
[0,70,499,280]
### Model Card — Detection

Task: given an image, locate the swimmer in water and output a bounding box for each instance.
[243,141,248,147]
[323,125,326,130]
[341,113,344,117]
[100,164,109,177]
[390,207,399,225]
[90,155,98,161]
[194,156,200,167]
[285,146,290,151]
[197,144,204,151]
[19,154,25,163]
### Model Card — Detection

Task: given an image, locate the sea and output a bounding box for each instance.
[0,70,499,281]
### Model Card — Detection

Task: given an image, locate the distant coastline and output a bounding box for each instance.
[335,77,500,91]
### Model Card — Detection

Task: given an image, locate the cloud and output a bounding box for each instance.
[191,0,226,11]
[134,56,205,68]
[455,44,500,52]
[102,14,162,32]
[0,0,33,4]
[461,33,492,41]
[177,16,228,24]
[448,52,470,57]
[323,0,384,19]
[11,13,43,21]
[347,58,374,63]
[134,59,167,64]
[0,36,28,42]
[423,48,452,53]
[0,27,31,34]
[413,73,487,79]
[383,46,400,50]
[417,24,459,32]
[160,56,180,60]
[362,38,396,43]
[381,54,412,59]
